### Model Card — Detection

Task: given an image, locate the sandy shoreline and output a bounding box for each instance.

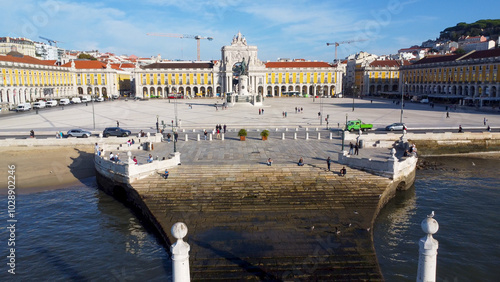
[0,145,96,194]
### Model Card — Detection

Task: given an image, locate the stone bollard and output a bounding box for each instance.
[209,134,213,141]
[197,134,200,141]
[285,128,288,132]
[295,128,299,131]
[305,132,309,140]
[329,132,333,139]
[282,132,285,140]
[275,128,278,131]
[317,132,321,139]
[417,211,439,282]
[185,134,188,142]
[171,222,191,282]
[221,133,224,140]
[192,129,195,132]
[306,128,309,131]
[294,132,297,140]
[315,128,318,131]
[182,129,185,133]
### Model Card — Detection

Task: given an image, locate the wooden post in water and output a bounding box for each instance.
[417,211,439,282]
[171,222,191,282]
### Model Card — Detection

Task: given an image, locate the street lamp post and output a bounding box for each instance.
[352,85,356,111]
[320,86,324,126]
[156,115,159,133]
[88,84,95,130]
[401,82,407,123]
[171,120,177,153]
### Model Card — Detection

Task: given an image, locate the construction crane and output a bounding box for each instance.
[326,39,368,62]
[146,33,214,61]
[39,36,63,47]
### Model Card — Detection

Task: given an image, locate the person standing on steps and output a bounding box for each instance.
[349,142,354,155]
[354,142,359,155]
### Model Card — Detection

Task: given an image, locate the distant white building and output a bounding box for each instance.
[458,35,495,52]
[34,42,64,62]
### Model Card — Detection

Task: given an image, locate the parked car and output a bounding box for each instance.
[71,97,82,104]
[67,129,92,138]
[385,123,406,131]
[420,98,429,104]
[16,103,32,112]
[95,97,104,102]
[346,119,373,132]
[46,100,58,107]
[33,101,46,109]
[59,98,70,105]
[80,96,91,102]
[103,127,131,137]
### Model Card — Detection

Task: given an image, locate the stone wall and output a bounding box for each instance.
[94,152,181,183]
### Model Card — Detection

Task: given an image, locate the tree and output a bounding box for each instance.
[454,48,466,55]
[77,53,97,60]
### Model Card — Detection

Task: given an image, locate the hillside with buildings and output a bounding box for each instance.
[439,19,500,42]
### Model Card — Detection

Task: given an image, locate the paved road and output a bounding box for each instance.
[1,97,498,135]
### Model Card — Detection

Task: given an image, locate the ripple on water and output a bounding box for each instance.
[374,157,500,282]
[0,182,171,281]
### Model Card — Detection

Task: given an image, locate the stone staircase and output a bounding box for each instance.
[132,164,391,280]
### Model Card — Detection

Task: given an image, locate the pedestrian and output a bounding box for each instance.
[295,107,297,113]
[174,132,178,142]
[167,133,171,143]
[133,156,138,165]
[164,169,169,179]
[109,152,115,161]
[267,158,273,166]
[30,130,35,138]
[262,108,264,114]
[484,117,487,126]
[223,124,227,133]
[116,120,120,127]
[403,125,407,135]
[318,112,321,118]
[458,125,463,133]
[349,142,354,155]
[354,142,359,155]
[487,125,491,132]
[298,157,304,166]
[59,131,63,138]
[339,166,346,176]
[300,107,303,113]
[204,130,208,140]
[217,128,221,139]
[147,154,153,163]
[259,108,261,115]
[446,111,449,118]
[326,157,331,171]
[95,143,99,153]
[285,112,287,118]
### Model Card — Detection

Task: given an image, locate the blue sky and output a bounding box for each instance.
[1,0,498,62]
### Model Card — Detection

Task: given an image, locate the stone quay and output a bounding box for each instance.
[95,128,417,280]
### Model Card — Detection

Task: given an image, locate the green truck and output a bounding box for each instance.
[346,120,373,132]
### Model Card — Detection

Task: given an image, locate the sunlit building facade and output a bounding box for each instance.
[400,49,500,107]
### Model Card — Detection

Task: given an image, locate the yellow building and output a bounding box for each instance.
[401,49,500,107]
[354,60,408,96]
[0,52,72,107]
[264,61,342,97]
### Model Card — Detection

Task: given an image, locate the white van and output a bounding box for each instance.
[16,103,32,112]
[71,97,82,104]
[46,100,58,107]
[80,96,90,102]
[33,101,46,109]
[59,98,70,105]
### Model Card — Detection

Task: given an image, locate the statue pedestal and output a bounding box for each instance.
[238,75,249,96]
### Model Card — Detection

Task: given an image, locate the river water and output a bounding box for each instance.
[374,156,500,281]
[1,157,499,281]
[0,179,171,281]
